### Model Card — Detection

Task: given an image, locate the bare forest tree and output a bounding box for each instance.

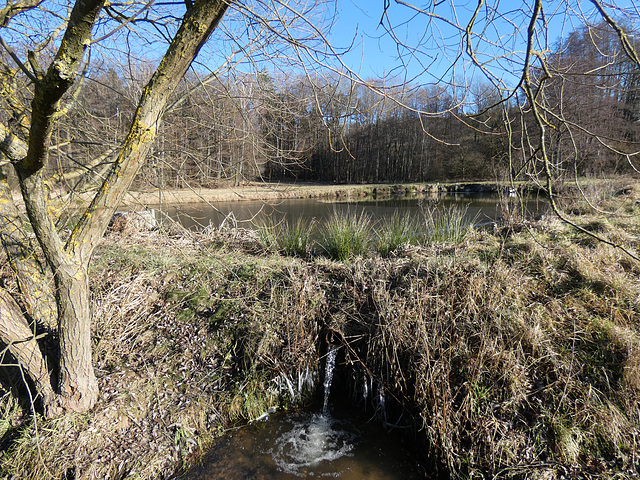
[35,2,640,191]
[40,3,640,191]
[0,0,336,417]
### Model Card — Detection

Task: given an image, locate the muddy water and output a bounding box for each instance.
[181,409,427,479]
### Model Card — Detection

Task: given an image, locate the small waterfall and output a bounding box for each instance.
[322,345,338,416]
[378,383,387,425]
[363,374,369,404]
[185,342,427,478]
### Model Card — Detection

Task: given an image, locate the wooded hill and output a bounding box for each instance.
[11,20,640,191]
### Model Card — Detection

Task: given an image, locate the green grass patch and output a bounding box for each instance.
[375,211,421,256]
[257,217,313,257]
[318,210,372,260]
[422,202,475,243]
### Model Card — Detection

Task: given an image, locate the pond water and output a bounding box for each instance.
[155,193,547,231]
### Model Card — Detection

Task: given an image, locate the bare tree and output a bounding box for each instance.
[0,0,231,416]
[0,0,339,418]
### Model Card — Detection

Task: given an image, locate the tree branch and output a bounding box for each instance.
[0,37,37,83]
[68,0,232,263]
[16,0,105,178]
[0,0,43,27]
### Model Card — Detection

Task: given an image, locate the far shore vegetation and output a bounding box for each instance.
[2,179,639,479]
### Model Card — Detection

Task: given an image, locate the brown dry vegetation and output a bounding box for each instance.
[1,182,640,479]
[112,182,385,207]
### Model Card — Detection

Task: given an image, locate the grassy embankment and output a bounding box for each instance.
[115,179,523,207]
[1,180,640,479]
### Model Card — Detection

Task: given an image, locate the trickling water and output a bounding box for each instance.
[362,375,369,404]
[182,409,426,479]
[180,346,427,479]
[322,346,338,416]
[378,384,387,426]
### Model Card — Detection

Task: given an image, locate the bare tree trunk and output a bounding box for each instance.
[55,261,96,411]
[0,0,233,416]
[0,288,58,417]
[0,172,57,331]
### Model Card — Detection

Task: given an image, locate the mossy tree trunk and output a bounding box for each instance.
[0,0,231,416]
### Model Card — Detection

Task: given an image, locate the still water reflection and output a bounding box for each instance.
[156,193,546,231]
[181,409,426,479]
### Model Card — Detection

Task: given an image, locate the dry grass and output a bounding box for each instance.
[1,182,640,478]
[0,228,325,479]
[331,240,640,478]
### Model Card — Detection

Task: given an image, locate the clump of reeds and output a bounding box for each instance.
[319,210,372,260]
[256,217,281,251]
[422,203,474,243]
[374,211,420,256]
[257,217,313,257]
[258,204,477,261]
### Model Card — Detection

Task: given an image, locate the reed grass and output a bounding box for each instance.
[422,203,475,243]
[257,217,313,257]
[256,218,278,251]
[318,210,372,260]
[260,205,478,261]
[374,211,420,256]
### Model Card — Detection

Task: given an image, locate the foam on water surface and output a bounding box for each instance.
[271,413,356,475]
[182,410,426,479]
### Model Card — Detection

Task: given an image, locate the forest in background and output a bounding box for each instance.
[14,20,640,192]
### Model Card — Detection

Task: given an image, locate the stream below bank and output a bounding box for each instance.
[180,346,428,479]
[181,407,427,480]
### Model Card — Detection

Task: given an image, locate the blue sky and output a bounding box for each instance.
[326,0,640,89]
[329,1,394,78]
[328,1,434,83]
[327,0,531,88]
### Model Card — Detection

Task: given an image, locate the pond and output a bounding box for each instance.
[154,193,547,231]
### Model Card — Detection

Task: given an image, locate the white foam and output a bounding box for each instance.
[271,414,356,476]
